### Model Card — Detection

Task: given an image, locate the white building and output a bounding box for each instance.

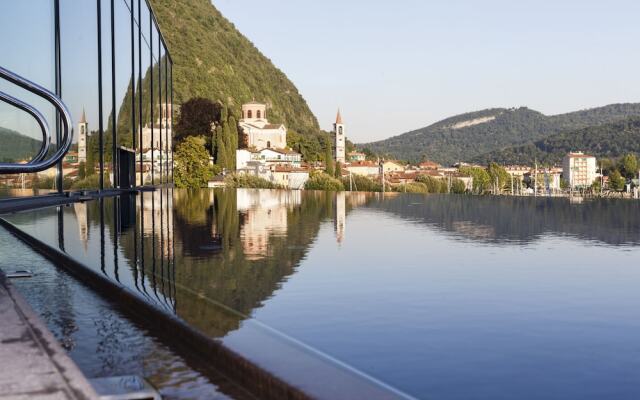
[333,109,346,164]
[562,152,597,188]
[239,101,287,150]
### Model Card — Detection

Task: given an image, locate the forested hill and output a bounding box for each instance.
[0,127,40,163]
[149,0,319,135]
[472,117,640,166]
[360,103,640,165]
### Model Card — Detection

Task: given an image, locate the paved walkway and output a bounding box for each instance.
[0,272,97,400]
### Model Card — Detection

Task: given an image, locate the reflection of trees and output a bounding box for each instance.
[171,189,333,337]
[376,195,640,245]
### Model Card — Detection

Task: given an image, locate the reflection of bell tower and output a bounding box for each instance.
[335,192,346,244]
[333,109,346,164]
[78,109,88,164]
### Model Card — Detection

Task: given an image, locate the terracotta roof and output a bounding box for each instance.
[263,124,284,129]
[335,109,343,125]
[348,161,378,167]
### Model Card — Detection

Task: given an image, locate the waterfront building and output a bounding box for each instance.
[382,160,405,174]
[344,160,380,177]
[562,152,597,188]
[347,151,366,162]
[418,161,440,170]
[334,109,346,164]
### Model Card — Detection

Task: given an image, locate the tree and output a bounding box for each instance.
[78,161,86,180]
[175,98,221,141]
[324,140,334,177]
[608,169,625,191]
[335,162,342,178]
[415,175,444,193]
[451,178,467,194]
[487,162,510,193]
[621,153,638,179]
[225,115,239,170]
[215,124,227,169]
[459,166,491,194]
[174,136,214,188]
[305,172,343,191]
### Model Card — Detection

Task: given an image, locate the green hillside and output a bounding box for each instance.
[361,103,640,165]
[472,117,640,166]
[149,0,319,136]
[0,127,41,163]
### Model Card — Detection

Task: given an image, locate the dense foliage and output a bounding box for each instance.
[305,172,344,191]
[0,128,41,162]
[149,0,319,136]
[475,116,640,165]
[341,174,383,192]
[224,173,282,189]
[361,104,640,165]
[174,136,214,188]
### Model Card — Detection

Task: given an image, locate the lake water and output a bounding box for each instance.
[3,189,640,399]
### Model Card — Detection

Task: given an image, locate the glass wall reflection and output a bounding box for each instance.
[0,1,57,197]
[0,0,172,197]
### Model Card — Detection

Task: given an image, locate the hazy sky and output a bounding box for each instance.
[215,0,640,143]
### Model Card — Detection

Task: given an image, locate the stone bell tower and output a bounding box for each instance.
[78,108,88,164]
[333,109,345,164]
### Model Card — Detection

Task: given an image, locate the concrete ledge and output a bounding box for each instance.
[0,271,98,400]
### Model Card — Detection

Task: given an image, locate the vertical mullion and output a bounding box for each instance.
[97,0,104,191]
[150,15,154,186]
[54,0,62,193]
[170,62,173,184]
[164,47,169,185]
[110,0,118,188]
[158,34,163,185]
[138,0,143,186]
[130,0,136,186]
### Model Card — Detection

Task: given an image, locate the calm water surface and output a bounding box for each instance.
[4,189,640,399]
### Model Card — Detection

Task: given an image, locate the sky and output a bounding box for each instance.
[214,0,640,143]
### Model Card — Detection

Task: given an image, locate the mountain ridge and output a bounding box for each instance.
[149,0,320,136]
[360,103,640,165]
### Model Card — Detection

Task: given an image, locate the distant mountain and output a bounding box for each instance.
[149,0,319,136]
[0,127,40,163]
[472,116,640,166]
[360,103,640,165]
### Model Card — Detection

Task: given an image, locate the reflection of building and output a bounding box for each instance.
[73,202,89,250]
[78,109,88,164]
[139,191,174,257]
[335,191,346,244]
[333,110,346,164]
[237,190,301,260]
[563,152,597,188]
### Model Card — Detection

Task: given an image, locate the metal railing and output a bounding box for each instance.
[0,65,73,174]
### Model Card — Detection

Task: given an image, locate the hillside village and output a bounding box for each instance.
[206,101,640,198]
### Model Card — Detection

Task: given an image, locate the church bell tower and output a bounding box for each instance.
[78,108,88,164]
[333,109,345,164]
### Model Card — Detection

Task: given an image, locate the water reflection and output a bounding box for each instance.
[5,190,640,399]
[7,190,640,333]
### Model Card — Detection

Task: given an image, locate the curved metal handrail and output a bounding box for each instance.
[0,91,51,163]
[0,65,73,174]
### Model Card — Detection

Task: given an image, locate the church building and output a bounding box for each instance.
[239,101,287,150]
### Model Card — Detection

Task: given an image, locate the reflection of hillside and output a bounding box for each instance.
[376,195,640,246]
[171,189,334,337]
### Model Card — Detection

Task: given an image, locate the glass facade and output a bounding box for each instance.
[0,0,172,197]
